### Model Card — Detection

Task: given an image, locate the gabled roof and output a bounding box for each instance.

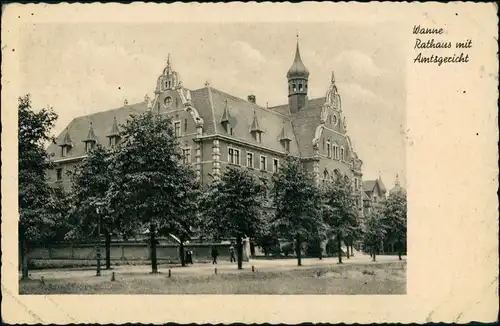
[279,122,292,141]
[377,177,387,193]
[363,178,387,196]
[363,180,377,192]
[60,128,73,147]
[220,99,231,123]
[250,110,262,132]
[83,122,99,143]
[362,191,371,201]
[107,116,120,137]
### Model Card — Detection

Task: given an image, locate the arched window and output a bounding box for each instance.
[299,83,303,91]
[340,147,345,161]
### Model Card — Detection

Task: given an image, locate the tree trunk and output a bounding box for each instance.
[345,240,350,259]
[372,245,377,262]
[180,240,186,267]
[398,240,402,260]
[350,243,354,257]
[296,234,302,266]
[236,236,243,270]
[318,240,323,260]
[20,234,29,280]
[105,231,111,270]
[150,225,158,273]
[337,235,343,264]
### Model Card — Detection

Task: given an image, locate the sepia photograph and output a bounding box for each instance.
[17,21,407,295]
[2,2,497,324]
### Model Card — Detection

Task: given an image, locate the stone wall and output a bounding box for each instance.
[27,242,249,263]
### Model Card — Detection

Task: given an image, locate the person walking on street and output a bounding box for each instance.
[211,246,219,264]
[229,244,236,263]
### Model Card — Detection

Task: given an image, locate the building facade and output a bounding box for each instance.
[47,40,365,212]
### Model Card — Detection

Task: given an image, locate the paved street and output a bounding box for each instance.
[24,254,406,281]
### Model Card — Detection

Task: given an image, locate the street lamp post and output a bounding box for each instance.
[95,202,103,276]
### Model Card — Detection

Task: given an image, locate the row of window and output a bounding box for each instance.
[173,119,188,137]
[325,142,345,161]
[228,147,279,173]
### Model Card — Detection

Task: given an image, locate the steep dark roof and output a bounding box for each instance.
[205,87,300,154]
[48,102,147,160]
[363,180,377,192]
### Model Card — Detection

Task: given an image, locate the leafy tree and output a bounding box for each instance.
[107,111,199,273]
[67,144,117,269]
[381,191,407,260]
[363,209,387,262]
[321,173,360,264]
[271,157,322,266]
[200,167,266,269]
[18,94,60,279]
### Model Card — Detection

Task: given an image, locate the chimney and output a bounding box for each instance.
[247,94,256,104]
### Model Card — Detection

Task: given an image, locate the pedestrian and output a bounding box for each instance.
[188,250,194,264]
[229,244,236,263]
[211,246,219,264]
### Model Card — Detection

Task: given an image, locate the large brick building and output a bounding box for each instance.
[47,40,366,211]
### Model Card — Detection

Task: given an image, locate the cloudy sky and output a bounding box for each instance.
[19,21,407,187]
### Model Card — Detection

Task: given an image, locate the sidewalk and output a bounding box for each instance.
[23,254,406,281]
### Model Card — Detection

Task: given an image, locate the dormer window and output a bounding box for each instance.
[83,121,98,153]
[61,146,68,157]
[250,110,263,143]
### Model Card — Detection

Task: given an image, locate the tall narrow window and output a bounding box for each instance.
[327,142,331,158]
[228,148,240,165]
[174,121,181,137]
[182,148,191,164]
[273,158,279,173]
[246,152,254,168]
[260,155,267,171]
[299,84,303,91]
[340,147,345,161]
[354,178,358,190]
[56,168,63,181]
[61,146,68,157]
[184,118,188,133]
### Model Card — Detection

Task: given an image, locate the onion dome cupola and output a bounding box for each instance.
[250,110,263,143]
[389,174,406,196]
[83,121,98,153]
[59,128,73,157]
[287,35,309,114]
[156,54,182,93]
[279,122,292,152]
[107,117,121,148]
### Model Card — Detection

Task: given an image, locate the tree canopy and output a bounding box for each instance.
[200,167,266,269]
[271,157,322,265]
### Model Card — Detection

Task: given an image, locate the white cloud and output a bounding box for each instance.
[333,50,383,80]
[230,40,267,65]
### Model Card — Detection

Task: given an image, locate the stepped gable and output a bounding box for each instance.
[47,102,146,160]
[290,97,325,157]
